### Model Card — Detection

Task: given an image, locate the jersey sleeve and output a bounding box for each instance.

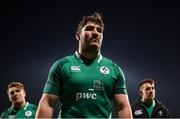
[0,112,5,118]
[43,60,62,96]
[113,63,127,95]
[0,109,9,118]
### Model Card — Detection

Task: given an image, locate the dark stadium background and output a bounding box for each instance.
[1,0,180,117]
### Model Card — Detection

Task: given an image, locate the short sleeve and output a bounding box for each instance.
[113,64,127,95]
[43,60,62,95]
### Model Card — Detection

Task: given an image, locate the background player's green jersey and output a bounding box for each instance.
[44,52,128,118]
[0,102,37,118]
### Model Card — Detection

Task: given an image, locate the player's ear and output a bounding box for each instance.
[76,32,80,41]
[8,95,12,102]
[139,90,143,96]
[23,90,26,97]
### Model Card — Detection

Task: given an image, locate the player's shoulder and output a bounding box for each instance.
[0,107,11,118]
[101,56,113,64]
[155,99,169,109]
[0,111,6,117]
[53,54,75,66]
[28,103,38,110]
[102,56,125,76]
[102,56,119,68]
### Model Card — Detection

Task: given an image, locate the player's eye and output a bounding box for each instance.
[10,91,15,95]
[85,26,94,31]
[146,87,150,91]
[16,89,20,93]
[96,27,102,33]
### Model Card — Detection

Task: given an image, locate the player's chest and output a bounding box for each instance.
[61,63,116,87]
[8,109,33,118]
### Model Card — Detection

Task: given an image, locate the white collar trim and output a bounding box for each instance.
[75,51,102,64]
[24,102,29,110]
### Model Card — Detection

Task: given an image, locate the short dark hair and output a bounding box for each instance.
[139,78,155,88]
[76,12,104,33]
[7,82,25,94]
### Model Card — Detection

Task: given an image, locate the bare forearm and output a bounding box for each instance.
[35,101,54,118]
[114,94,133,118]
[35,94,58,118]
[117,106,133,118]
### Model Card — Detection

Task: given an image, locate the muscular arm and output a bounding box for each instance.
[113,94,133,118]
[35,93,59,118]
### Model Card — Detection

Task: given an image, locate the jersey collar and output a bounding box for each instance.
[23,102,29,110]
[10,102,29,111]
[75,51,102,64]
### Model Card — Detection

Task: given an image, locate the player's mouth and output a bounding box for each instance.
[12,96,19,101]
[90,37,99,42]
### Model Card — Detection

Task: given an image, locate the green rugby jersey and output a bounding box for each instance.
[44,51,128,118]
[0,102,37,118]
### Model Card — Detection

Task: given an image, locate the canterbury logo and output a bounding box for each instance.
[134,110,143,115]
[71,66,81,72]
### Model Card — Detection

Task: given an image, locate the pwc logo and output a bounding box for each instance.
[76,92,97,101]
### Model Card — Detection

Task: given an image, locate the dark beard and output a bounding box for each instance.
[83,45,99,54]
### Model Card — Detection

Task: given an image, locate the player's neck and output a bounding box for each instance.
[12,101,26,110]
[78,49,100,60]
[142,98,154,105]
